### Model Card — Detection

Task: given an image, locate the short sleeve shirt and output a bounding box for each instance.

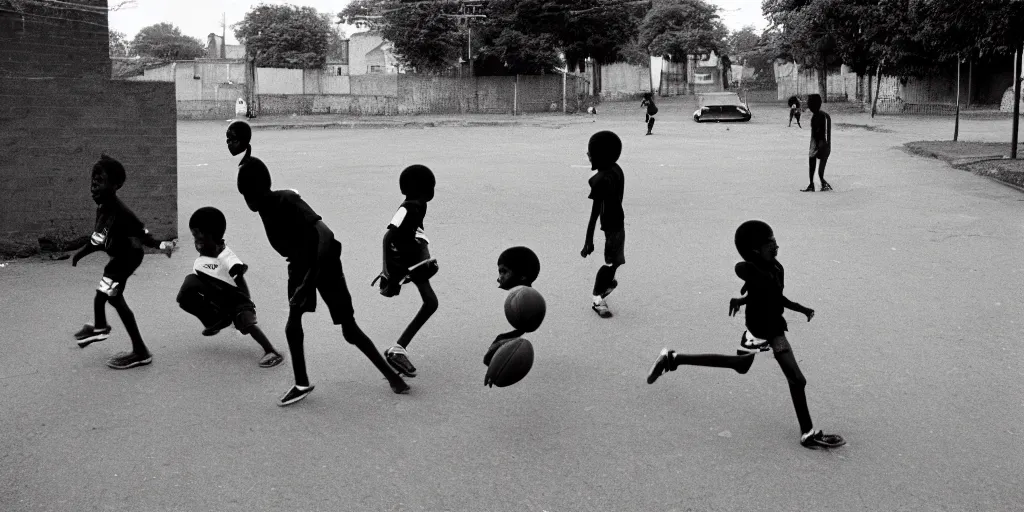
[588,164,625,232]
[193,246,246,287]
[735,260,788,338]
[257,190,323,262]
[91,197,147,258]
[388,199,429,243]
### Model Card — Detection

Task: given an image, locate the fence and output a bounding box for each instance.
[249,72,592,118]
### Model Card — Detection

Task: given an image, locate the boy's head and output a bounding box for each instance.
[587,131,622,171]
[735,220,778,263]
[399,164,435,201]
[237,158,272,211]
[643,92,652,101]
[226,121,252,156]
[788,95,799,107]
[497,246,540,289]
[90,154,126,204]
[808,94,823,113]
[188,206,227,257]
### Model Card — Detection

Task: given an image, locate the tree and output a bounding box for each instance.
[727,25,777,84]
[234,5,333,69]
[341,0,466,73]
[109,29,131,58]
[638,0,727,61]
[130,23,205,60]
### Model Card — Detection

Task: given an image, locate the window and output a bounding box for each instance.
[370,65,383,73]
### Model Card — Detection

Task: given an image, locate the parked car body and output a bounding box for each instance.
[693,92,751,122]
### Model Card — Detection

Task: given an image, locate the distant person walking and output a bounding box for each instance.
[787,95,802,128]
[802,94,832,192]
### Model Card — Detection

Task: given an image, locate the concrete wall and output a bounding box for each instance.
[256,67,304,94]
[600,62,651,100]
[351,74,399,96]
[775,62,858,101]
[0,2,177,257]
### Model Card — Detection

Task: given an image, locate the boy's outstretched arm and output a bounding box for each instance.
[581,199,601,257]
[71,240,101,266]
[290,220,334,309]
[782,296,814,321]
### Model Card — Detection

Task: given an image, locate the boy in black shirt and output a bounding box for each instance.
[484,246,541,369]
[581,131,625,319]
[72,155,174,369]
[649,220,844,449]
[641,92,658,135]
[374,165,440,378]
[802,94,832,192]
[787,95,802,128]
[229,122,409,406]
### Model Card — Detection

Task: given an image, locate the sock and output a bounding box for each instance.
[801,429,819,441]
[295,384,311,391]
[592,295,603,304]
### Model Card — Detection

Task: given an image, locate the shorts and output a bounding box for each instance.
[603,230,625,266]
[809,139,831,159]
[287,239,354,324]
[746,331,793,354]
[177,274,258,334]
[98,252,144,297]
[396,238,437,284]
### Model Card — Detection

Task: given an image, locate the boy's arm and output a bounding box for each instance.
[71,242,101,266]
[230,265,252,298]
[782,296,815,321]
[728,294,748,316]
[825,112,832,144]
[581,199,601,257]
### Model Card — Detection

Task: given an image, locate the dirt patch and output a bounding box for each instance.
[835,122,893,133]
[964,159,1024,191]
[905,140,1024,192]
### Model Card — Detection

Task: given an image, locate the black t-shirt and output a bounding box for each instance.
[735,260,788,338]
[588,164,625,232]
[642,99,658,116]
[811,111,829,142]
[389,199,426,239]
[256,190,323,262]
[92,196,147,258]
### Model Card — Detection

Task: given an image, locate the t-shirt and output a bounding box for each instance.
[90,196,149,258]
[811,111,829,142]
[388,199,429,244]
[588,164,625,233]
[735,260,788,338]
[256,190,323,262]
[192,246,246,287]
[641,99,658,116]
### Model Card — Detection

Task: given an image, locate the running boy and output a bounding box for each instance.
[581,131,625,319]
[229,122,409,406]
[484,246,541,367]
[71,154,173,369]
[176,206,283,368]
[641,92,658,135]
[649,220,844,449]
[803,94,832,192]
[787,95,802,128]
[373,165,440,378]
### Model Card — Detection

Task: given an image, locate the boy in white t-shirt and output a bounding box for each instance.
[176,207,284,368]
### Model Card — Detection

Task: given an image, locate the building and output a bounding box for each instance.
[206,34,246,60]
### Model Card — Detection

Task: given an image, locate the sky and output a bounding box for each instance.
[108,0,769,45]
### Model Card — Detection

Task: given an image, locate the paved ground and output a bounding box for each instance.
[2,101,1023,511]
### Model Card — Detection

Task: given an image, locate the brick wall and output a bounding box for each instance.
[0,3,177,258]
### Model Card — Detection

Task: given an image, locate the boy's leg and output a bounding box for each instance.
[818,156,831,190]
[75,289,113,347]
[284,308,310,386]
[388,280,438,377]
[647,117,654,134]
[176,275,232,333]
[803,157,817,191]
[319,241,409,393]
[94,290,109,328]
[772,340,813,434]
[105,285,154,369]
[648,348,755,383]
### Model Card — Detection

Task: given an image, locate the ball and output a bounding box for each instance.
[504,286,546,332]
[485,338,534,387]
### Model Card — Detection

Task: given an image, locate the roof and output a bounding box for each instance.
[697,92,744,106]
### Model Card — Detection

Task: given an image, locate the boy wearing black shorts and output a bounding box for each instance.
[72,155,173,369]
[484,246,541,368]
[176,206,283,368]
[229,122,409,406]
[581,131,625,319]
[373,165,440,378]
[803,94,832,192]
[649,220,844,449]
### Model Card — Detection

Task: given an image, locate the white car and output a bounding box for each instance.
[693,92,751,122]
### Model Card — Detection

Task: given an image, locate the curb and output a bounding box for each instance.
[249,119,575,131]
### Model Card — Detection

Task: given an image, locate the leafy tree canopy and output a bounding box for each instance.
[638,0,727,61]
[131,23,205,60]
[234,5,333,69]
[109,30,131,58]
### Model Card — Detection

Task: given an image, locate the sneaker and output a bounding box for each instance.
[106,351,152,369]
[600,279,618,299]
[647,348,675,384]
[801,184,815,192]
[201,316,234,337]
[800,429,846,449]
[385,346,417,377]
[278,385,315,406]
[389,376,410,394]
[820,182,833,192]
[592,300,613,318]
[74,324,111,348]
[740,330,771,352]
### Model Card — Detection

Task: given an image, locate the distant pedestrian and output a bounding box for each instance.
[641,92,658,135]
[787,95,802,128]
[802,94,832,192]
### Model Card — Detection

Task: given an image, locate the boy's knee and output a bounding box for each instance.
[423,295,439,315]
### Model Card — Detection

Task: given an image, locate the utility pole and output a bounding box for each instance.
[220,12,227,59]
[1012,44,1022,159]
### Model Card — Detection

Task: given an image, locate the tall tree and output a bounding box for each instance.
[130,23,205,61]
[638,0,727,61]
[234,5,333,69]
[109,29,131,58]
